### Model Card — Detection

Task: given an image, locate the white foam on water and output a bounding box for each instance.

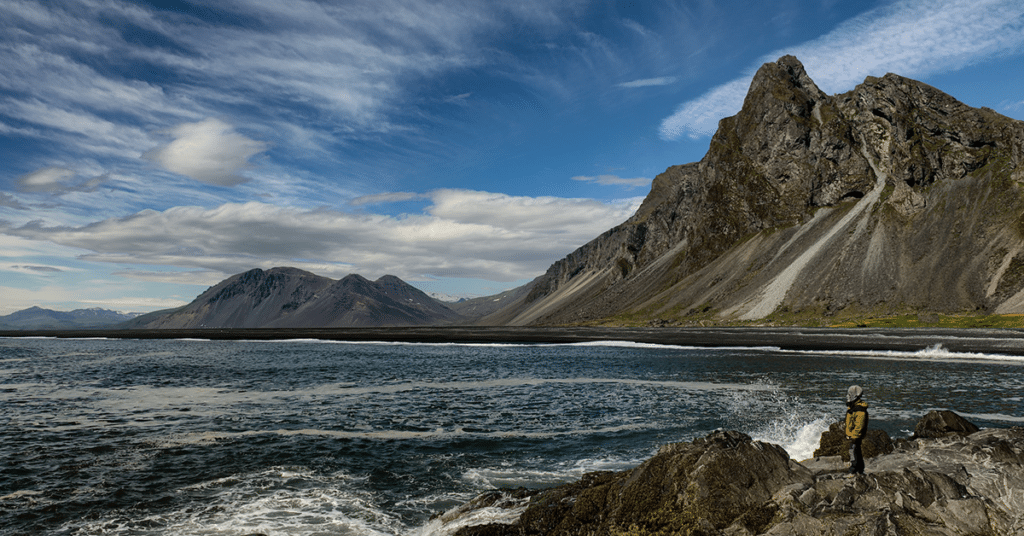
[783,343,1024,364]
[0,489,44,500]
[753,415,833,462]
[240,338,778,352]
[412,500,528,536]
[461,454,645,490]
[65,467,403,536]
[564,340,779,351]
[721,377,833,461]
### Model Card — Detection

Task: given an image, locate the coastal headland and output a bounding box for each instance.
[6,326,1024,356]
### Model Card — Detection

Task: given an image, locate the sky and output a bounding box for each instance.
[2,0,1024,315]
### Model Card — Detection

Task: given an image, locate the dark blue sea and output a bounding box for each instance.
[2,336,1022,535]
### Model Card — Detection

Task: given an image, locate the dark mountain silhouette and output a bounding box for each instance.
[127,268,465,328]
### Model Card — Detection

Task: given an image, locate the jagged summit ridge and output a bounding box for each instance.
[485,56,1024,326]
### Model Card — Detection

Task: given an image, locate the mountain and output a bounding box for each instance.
[129,268,466,328]
[0,307,141,330]
[447,282,536,319]
[483,56,1024,326]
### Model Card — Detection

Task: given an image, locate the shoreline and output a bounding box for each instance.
[5,325,1024,356]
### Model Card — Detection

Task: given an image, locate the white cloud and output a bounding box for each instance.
[617,77,677,88]
[572,174,652,188]
[16,166,75,193]
[112,269,231,287]
[0,190,643,283]
[660,0,1024,139]
[79,296,190,311]
[444,92,473,104]
[144,118,268,187]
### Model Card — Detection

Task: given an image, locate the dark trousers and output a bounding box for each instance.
[848,438,865,474]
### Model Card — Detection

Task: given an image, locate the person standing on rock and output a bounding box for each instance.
[845,385,868,475]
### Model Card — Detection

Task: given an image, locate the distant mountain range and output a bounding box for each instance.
[0,307,141,330]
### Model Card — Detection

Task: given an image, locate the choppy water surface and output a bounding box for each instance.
[1,337,1022,535]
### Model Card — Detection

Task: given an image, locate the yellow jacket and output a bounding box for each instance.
[845,400,869,440]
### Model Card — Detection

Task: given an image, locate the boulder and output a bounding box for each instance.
[455,430,812,536]
[449,416,1024,536]
[912,409,981,439]
[812,421,893,460]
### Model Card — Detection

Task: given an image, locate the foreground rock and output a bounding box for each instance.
[448,412,1024,536]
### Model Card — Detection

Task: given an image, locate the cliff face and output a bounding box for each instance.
[488,56,1024,326]
[135,268,465,328]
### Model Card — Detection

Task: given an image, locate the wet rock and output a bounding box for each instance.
[455,430,811,536]
[912,409,981,439]
[450,413,1024,536]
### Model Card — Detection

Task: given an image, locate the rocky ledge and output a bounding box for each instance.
[446,411,1024,535]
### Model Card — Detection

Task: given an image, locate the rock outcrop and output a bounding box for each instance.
[912,409,982,439]
[447,412,1024,536]
[484,56,1024,326]
[812,421,893,461]
[127,267,466,328]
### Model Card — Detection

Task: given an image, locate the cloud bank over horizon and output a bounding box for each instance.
[2,189,642,287]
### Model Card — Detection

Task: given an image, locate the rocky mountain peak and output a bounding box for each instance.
[486,55,1024,326]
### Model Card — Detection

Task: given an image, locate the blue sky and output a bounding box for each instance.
[1,0,1023,314]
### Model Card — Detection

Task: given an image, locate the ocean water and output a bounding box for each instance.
[1,336,1022,536]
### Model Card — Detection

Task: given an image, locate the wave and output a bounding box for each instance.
[462,454,649,490]
[181,337,780,352]
[782,344,1024,363]
[63,467,402,536]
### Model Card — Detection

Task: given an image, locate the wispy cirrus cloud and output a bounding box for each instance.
[349,192,425,206]
[617,77,676,88]
[0,0,569,182]
[660,0,1024,140]
[572,174,652,188]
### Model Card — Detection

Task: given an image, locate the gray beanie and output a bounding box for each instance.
[847,385,864,403]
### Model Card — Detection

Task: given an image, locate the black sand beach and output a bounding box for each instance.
[5,326,1024,356]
